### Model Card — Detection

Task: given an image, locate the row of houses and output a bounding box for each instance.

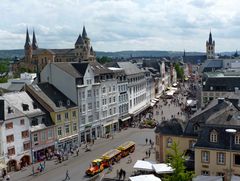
[0,60,179,172]
[155,92,240,181]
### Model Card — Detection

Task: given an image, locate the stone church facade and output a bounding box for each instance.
[13,26,96,72]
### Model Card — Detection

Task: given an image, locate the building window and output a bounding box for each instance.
[109,97,112,104]
[109,108,112,115]
[48,129,53,139]
[167,137,173,148]
[65,124,70,134]
[96,101,99,108]
[73,122,77,132]
[65,112,69,120]
[217,152,225,165]
[189,140,196,149]
[5,122,13,129]
[88,103,92,110]
[72,111,76,118]
[57,114,61,121]
[109,86,111,92]
[96,89,99,96]
[234,154,240,165]
[33,133,38,142]
[58,127,62,136]
[8,147,15,156]
[88,115,93,122]
[82,91,85,99]
[210,130,218,143]
[102,99,106,105]
[20,119,25,125]
[87,90,91,98]
[235,134,240,144]
[21,130,29,139]
[6,135,14,143]
[113,85,116,92]
[201,151,210,163]
[81,117,86,124]
[201,170,209,176]
[82,104,86,113]
[41,131,46,141]
[23,142,30,151]
[102,87,106,94]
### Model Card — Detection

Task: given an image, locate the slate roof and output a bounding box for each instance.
[202,74,240,92]
[195,103,240,151]
[184,98,230,137]
[116,62,144,75]
[75,34,84,45]
[32,48,56,55]
[183,55,207,64]
[26,82,77,112]
[7,83,25,92]
[52,62,82,78]
[200,59,223,73]
[155,118,184,136]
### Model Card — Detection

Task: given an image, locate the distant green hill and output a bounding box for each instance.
[0,49,207,59]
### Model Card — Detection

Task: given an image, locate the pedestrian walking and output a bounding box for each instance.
[32,165,35,175]
[122,170,126,180]
[145,138,148,145]
[149,139,152,145]
[119,168,123,180]
[76,148,79,156]
[148,150,151,158]
[145,150,148,157]
[64,170,70,180]
[6,174,10,181]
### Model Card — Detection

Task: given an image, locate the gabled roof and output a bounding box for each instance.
[52,62,82,78]
[2,92,45,118]
[116,62,144,75]
[26,82,77,112]
[184,99,230,136]
[75,34,84,45]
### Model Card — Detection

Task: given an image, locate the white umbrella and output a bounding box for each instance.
[152,163,174,174]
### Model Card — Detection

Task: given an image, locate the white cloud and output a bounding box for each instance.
[0,0,240,51]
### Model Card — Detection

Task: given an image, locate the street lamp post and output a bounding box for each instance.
[225,128,237,181]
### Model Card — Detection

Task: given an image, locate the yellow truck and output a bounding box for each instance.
[117,141,135,157]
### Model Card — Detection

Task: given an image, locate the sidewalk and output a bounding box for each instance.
[10,128,141,181]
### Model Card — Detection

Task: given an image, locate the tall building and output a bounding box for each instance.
[206,31,215,59]
[13,26,96,73]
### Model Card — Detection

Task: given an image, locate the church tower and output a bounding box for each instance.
[32,29,38,50]
[24,28,32,63]
[206,31,215,59]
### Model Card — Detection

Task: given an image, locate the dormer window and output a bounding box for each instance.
[167,137,173,148]
[210,130,218,143]
[235,133,240,144]
[193,124,199,133]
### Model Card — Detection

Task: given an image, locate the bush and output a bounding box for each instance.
[0,77,8,83]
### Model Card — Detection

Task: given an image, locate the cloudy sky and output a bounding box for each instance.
[0,0,240,52]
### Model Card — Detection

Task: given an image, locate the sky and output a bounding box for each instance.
[0,0,240,52]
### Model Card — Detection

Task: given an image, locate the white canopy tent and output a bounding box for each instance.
[152,163,174,174]
[133,160,154,171]
[129,174,162,181]
[193,175,223,181]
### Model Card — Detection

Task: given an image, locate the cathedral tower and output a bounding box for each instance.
[206,31,215,59]
[24,28,32,62]
[32,29,38,50]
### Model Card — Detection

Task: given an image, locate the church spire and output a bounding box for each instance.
[209,30,212,44]
[24,28,31,49]
[82,26,88,39]
[32,29,38,50]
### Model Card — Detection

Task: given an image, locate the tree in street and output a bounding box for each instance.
[96,56,112,64]
[163,142,194,181]
[174,63,184,80]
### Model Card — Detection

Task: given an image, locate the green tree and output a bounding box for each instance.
[96,56,112,64]
[163,142,194,181]
[174,63,184,80]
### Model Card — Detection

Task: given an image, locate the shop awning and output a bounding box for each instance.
[59,133,78,142]
[131,104,150,117]
[121,116,131,122]
[103,119,118,127]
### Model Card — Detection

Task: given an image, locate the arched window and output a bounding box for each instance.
[102,87,106,94]
[210,130,218,143]
[235,133,240,144]
[167,137,173,148]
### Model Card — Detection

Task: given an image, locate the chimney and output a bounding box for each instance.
[0,99,4,120]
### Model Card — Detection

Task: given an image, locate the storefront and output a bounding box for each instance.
[33,143,55,162]
[79,122,102,143]
[119,115,131,128]
[102,119,119,136]
[57,134,78,152]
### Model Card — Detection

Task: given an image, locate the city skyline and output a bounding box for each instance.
[1,0,240,52]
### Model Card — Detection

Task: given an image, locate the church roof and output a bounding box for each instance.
[75,34,84,45]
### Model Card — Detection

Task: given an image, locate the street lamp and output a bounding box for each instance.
[225,128,237,181]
